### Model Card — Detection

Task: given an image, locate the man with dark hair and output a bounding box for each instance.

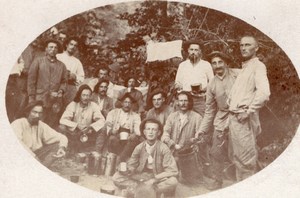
[227,35,270,181]
[27,39,68,114]
[196,51,240,190]
[57,37,85,105]
[161,91,202,152]
[11,100,68,168]
[91,79,114,118]
[146,89,173,126]
[175,40,213,92]
[175,40,214,116]
[100,92,141,163]
[116,76,144,113]
[59,84,105,153]
[113,118,178,198]
[85,66,114,98]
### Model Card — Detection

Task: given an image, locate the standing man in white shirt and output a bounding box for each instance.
[57,37,85,105]
[227,35,270,181]
[175,40,214,116]
[175,40,213,92]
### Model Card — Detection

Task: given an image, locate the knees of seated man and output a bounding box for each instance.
[155,176,178,194]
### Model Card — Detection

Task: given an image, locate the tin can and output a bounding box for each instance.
[104,152,117,176]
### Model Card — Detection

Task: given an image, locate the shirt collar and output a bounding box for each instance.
[242,57,259,68]
[215,68,228,80]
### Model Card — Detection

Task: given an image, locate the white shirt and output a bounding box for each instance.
[175,59,214,91]
[145,141,156,170]
[56,52,85,84]
[228,57,270,113]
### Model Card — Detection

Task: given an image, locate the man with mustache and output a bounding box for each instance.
[57,37,85,105]
[175,40,214,116]
[227,35,270,181]
[162,91,202,153]
[91,79,114,118]
[99,93,141,162]
[175,40,213,92]
[59,84,105,153]
[195,51,240,190]
[11,100,68,168]
[27,40,67,116]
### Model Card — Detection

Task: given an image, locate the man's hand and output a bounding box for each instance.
[194,131,205,139]
[128,133,137,141]
[69,73,77,81]
[78,124,88,131]
[57,90,64,97]
[174,144,182,150]
[144,178,156,185]
[53,147,66,158]
[237,112,250,123]
[174,82,183,91]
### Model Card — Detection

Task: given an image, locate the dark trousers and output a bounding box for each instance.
[59,125,98,153]
[34,142,60,168]
[107,134,140,162]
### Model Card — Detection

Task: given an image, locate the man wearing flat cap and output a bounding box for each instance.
[96,93,141,162]
[27,39,68,121]
[195,51,240,190]
[11,100,68,168]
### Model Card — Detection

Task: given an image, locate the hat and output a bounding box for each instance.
[43,39,62,52]
[118,92,136,103]
[208,51,232,64]
[183,39,203,51]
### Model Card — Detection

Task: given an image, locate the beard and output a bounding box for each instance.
[189,54,199,64]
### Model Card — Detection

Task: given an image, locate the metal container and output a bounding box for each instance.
[87,152,102,175]
[104,152,117,176]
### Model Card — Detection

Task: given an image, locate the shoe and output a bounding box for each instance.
[205,180,222,190]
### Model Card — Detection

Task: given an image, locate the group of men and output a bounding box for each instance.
[10,34,270,196]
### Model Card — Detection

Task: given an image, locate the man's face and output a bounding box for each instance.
[98,69,109,80]
[240,36,258,60]
[152,93,165,109]
[127,78,136,88]
[28,106,43,125]
[98,82,108,96]
[143,122,160,142]
[188,44,201,63]
[45,42,58,57]
[80,89,91,105]
[178,94,189,112]
[122,97,132,112]
[211,57,227,77]
[66,40,78,55]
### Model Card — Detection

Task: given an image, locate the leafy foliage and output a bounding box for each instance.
[21,1,300,165]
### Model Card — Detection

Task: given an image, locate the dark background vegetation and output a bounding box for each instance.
[12,1,300,166]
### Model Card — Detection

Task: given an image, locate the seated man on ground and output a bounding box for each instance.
[161,91,202,153]
[113,118,178,198]
[115,76,144,114]
[59,84,105,153]
[11,100,68,168]
[96,93,141,162]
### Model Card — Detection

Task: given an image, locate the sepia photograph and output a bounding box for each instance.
[0,0,299,198]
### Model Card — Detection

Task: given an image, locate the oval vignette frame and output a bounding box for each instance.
[0,0,300,198]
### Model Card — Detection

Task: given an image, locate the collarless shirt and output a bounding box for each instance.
[175,59,214,91]
[228,57,270,113]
